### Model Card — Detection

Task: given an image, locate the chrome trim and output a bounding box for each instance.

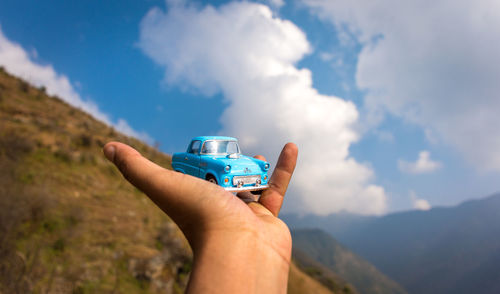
[225,185,269,192]
[233,175,260,186]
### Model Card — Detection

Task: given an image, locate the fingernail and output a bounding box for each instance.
[103,145,116,162]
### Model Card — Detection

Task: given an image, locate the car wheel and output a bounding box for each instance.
[251,190,263,195]
[207,176,218,184]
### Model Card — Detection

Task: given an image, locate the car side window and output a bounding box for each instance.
[189,140,201,154]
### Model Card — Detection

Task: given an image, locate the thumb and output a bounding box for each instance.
[103,142,231,236]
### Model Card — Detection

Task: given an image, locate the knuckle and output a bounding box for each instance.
[269,181,284,193]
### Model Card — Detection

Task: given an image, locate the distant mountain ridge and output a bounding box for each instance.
[284,193,500,294]
[292,229,408,294]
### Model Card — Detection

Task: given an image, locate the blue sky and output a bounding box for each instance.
[1,0,499,215]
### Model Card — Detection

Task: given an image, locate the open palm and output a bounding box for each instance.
[103,141,298,293]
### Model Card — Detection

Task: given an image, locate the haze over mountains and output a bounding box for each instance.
[292,229,407,294]
[284,193,500,294]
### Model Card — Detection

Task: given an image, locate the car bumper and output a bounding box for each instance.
[224,184,269,193]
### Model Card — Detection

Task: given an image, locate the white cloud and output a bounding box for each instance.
[398,150,442,174]
[0,27,152,143]
[302,0,500,171]
[139,1,387,215]
[410,190,431,211]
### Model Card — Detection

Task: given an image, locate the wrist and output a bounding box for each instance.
[187,229,291,294]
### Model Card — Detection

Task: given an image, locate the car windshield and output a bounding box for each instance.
[201,140,240,155]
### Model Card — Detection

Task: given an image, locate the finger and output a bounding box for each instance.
[103,142,230,231]
[236,191,258,202]
[258,143,298,216]
[254,155,266,161]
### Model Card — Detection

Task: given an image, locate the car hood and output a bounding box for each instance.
[205,155,264,173]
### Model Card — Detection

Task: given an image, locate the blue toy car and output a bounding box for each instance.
[172,136,270,192]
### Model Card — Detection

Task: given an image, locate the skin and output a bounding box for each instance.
[103,141,298,294]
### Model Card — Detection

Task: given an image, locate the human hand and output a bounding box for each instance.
[103,142,298,294]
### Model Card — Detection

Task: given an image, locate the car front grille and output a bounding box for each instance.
[232,175,260,186]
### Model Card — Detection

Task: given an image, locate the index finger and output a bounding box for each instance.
[258,143,298,216]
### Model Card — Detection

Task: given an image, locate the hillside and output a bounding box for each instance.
[285,194,500,294]
[0,67,191,293]
[292,248,358,294]
[0,68,341,293]
[288,262,337,294]
[292,229,408,294]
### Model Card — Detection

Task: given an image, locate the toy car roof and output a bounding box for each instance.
[191,136,238,142]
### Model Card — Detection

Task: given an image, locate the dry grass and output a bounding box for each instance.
[0,70,187,293]
[288,262,335,294]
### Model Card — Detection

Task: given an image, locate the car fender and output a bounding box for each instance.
[203,169,221,183]
[171,153,186,172]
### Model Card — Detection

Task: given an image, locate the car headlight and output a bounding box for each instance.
[264,163,270,170]
[224,165,231,172]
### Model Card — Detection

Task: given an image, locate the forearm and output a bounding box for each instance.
[186,231,290,294]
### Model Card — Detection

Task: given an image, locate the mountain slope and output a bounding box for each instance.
[341,194,500,294]
[285,194,500,294]
[292,248,358,294]
[0,68,343,294]
[288,262,337,294]
[0,67,191,293]
[292,229,408,294]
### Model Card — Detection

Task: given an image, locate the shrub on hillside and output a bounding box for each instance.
[77,134,92,148]
[0,132,35,161]
[0,161,51,293]
[18,80,29,93]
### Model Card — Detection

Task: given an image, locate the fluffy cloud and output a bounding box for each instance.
[398,150,442,174]
[302,0,500,171]
[139,1,387,215]
[410,190,431,211]
[0,28,151,143]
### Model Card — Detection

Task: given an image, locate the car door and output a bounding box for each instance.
[183,140,201,177]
